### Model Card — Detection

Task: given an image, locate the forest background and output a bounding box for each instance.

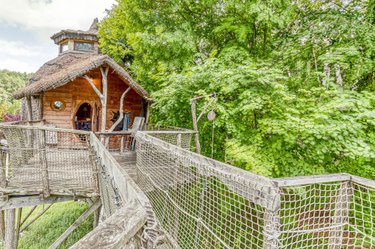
[2,0,374,180]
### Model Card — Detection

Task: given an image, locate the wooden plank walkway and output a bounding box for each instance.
[111,151,137,182]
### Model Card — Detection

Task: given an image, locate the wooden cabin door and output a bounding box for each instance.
[74,103,92,131]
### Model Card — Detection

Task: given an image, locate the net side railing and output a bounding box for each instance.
[274,175,375,249]
[72,133,156,248]
[135,132,375,249]
[0,124,99,197]
[96,126,195,153]
[135,131,280,249]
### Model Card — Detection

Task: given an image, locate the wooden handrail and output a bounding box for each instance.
[70,199,146,249]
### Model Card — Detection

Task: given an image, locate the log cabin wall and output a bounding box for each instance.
[106,72,143,130]
[42,68,143,130]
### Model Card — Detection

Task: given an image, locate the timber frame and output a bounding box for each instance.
[82,66,109,133]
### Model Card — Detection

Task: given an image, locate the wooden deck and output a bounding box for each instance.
[111,151,137,180]
[3,149,98,197]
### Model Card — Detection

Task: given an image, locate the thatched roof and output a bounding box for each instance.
[13,52,150,100]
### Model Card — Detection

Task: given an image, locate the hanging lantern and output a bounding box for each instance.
[207,110,216,121]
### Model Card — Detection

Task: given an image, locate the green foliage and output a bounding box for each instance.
[0,70,28,120]
[0,201,92,249]
[100,0,375,179]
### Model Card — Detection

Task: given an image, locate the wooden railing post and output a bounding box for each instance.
[38,129,50,197]
[0,148,7,188]
[0,210,4,241]
[328,181,353,249]
[176,133,182,147]
[263,191,281,249]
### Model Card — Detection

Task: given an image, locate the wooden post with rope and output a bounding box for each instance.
[190,93,217,155]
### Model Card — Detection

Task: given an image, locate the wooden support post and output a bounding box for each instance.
[38,129,50,197]
[176,133,182,148]
[120,137,124,153]
[25,96,34,148]
[48,200,101,249]
[21,204,53,233]
[100,67,109,134]
[4,209,15,249]
[328,181,353,249]
[83,66,109,134]
[93,206,101,229]
[106,87,131,147]
[263,192,281,249]
[145,101,151,126]
[26,96,32,121]
[191,99,201,154]
[0,210,5,241]
[20,206,37,228]
[0,149,7,188]
[14,208,22,248]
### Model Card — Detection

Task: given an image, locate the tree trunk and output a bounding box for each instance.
[100,67,109,133]
[107,87,131,133]
[335,64,343,93]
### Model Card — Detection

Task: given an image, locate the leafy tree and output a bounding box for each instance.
[100,0,375,179]
[0,70,29,120]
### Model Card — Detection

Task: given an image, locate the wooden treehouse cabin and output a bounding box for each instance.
[2,18,375,249]
[13,19,150,135]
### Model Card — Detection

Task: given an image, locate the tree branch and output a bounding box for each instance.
[83,75,103,100]
[108,87,131,133]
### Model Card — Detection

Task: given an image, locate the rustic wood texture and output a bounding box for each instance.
[20,204,53,233]
[0,125,99,199]
[42,68,144,131]
[0,196,75,210]
[70,199,146,249]
[14,208,21,248]
[4,209,15,249]
[191,99,201,154]
[0,210,4,241]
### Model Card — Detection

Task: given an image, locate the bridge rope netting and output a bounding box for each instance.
[135,132,375,249]
[0,124,374,248]
[0,125,98,197]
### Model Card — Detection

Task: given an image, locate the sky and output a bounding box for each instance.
[0,0,116,73]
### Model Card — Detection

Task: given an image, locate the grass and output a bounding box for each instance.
[1,201,93,249]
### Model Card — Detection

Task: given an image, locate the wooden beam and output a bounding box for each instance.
[273,173,351,187]
[108,87,131,133]
[105,87,131,148]
[70,200,146,249]
[0,210,4,241]
[20,204,53,233]
[48,200,101,249]
[145,101,151,125]
[93,206,100,229]
[100,67,109,133]
[19,206,37,228]
[0,195,74,210]
[82,75,103,101]
[4,209,15,249]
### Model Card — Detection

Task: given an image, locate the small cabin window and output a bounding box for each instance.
[60,42,69,53]
[74,42,94,52]
[51,100,65,111]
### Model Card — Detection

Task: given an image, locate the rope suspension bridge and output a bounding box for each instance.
[0,123,374,248]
